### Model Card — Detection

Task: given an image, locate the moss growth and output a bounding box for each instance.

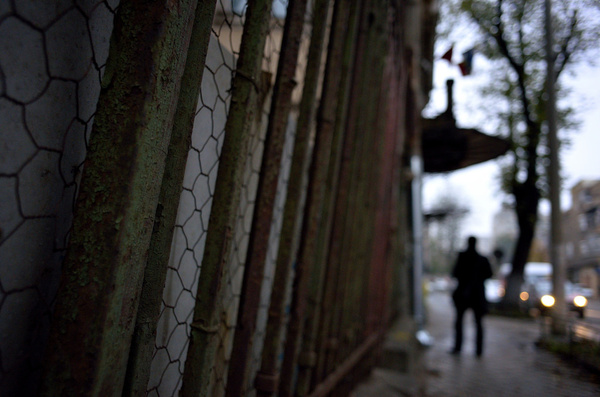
[40,0,198,395]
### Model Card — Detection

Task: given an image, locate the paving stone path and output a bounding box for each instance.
[352,291,600,396]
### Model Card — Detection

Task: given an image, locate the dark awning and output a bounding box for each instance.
[422,80,510,173]
[422,124,510,173]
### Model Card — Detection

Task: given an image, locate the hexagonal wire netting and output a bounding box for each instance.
[1,0,304,396]
[1,0,431,394]
[0,0,422,396]
[145,2,302,395]
[0,1,118,394]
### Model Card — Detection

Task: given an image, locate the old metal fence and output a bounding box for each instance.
[0,0,434,395]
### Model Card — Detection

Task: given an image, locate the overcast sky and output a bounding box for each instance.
[422,55,600,240]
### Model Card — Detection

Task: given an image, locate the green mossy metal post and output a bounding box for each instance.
[39,1,198,395]
[295,0,361,394]
[336,0,388,371]
[317,0,373,379]
[311,0,366,379]
[255,1,332,396]
[224,0,310,395]
[276,0,352,394]
[179,1,273,396]
[122,2,218,396]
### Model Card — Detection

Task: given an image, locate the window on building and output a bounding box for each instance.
[585,207,597,229]
[579,214,587,231]
[593,237,600,254]
[580,188,593,203]
[580,240,589,256]
[565,242,574,258]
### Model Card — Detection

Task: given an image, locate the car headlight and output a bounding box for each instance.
[541,295,555,308]
[573,295,587,308]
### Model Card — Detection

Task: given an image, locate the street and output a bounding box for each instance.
[423,291,600,396]
[571,298,600,343]
[351,290,600,396]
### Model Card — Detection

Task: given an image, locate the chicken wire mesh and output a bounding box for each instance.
[0,1,118,394]
[0,0,393,395]
[0,0,291,395]
[143,1,296,396]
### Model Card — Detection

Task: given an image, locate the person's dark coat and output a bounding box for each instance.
[451,246,493,314]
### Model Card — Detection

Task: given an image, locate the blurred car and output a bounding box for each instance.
[520,279,588,318]
[485,279,504,306]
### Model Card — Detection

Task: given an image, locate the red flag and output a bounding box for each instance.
[441,46,453,63]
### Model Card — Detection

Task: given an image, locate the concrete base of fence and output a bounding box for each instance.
[351,319,427,396]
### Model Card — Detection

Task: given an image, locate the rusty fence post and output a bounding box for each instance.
[365,14,407,338]
[397,146,415,320]
[319,3,390,391]
[224,0,310,395]
[276,0,354,395]
[310,10,361,387]
[309,2,398,392]
[294,0,362,394]
[179,1,274,396]
[306,333,379,397]
[122,2,218,396]
[39,1,198,395]
[335,1,388,374]
[314,0,373,382]
[350,13,390,389]
[254,0,332,396]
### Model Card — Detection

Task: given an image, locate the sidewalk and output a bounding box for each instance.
[351,292,600,396]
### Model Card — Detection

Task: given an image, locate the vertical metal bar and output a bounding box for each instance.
[180,1,274,395]
[311,0,368,383]
[387,27,411,321]
[405,0,426,334]
[224,0,310,395]
[388,8,411,323]
[395,154,413,322]
[335,60,379,372]
[365,35,403,336]
[294,0,360,394]
[335,114,369,367]
[306,333,379,397]
[411,155,425,329]
[319,0,374,378]
[352,4,390,353]
[335,26,390,370]
[255,1,332,396]
[39,1,198,395]
[277,1,353,394]
[345,1,389,355]
[122,2,218,395]
[333,2,389,384]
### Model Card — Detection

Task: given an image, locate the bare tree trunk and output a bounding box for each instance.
[501,181,539,311]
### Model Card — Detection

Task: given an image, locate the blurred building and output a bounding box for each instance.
[562,180,600,297]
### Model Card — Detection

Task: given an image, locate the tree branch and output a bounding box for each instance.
[555,11,580,81]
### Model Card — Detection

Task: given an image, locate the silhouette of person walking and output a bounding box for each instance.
[451,236,493,357]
